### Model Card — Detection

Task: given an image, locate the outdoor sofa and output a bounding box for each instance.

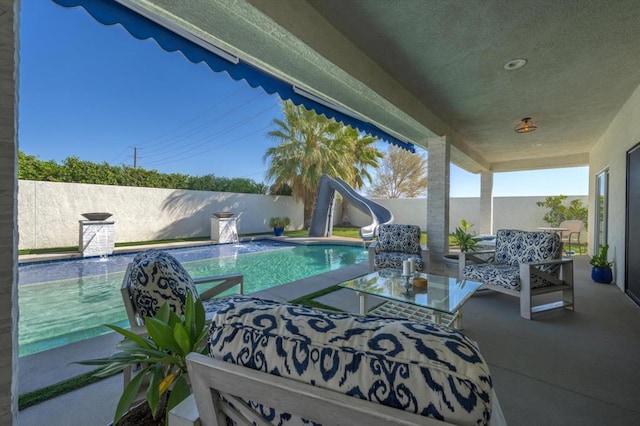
[171,296,506,425]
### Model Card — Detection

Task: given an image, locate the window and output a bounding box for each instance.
[595,168,609,252]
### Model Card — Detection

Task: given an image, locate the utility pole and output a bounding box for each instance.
[133,147,137,168]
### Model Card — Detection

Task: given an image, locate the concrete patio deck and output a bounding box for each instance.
[17,249,640,426]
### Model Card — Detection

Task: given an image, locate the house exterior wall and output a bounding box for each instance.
[18,181,303,249]
[0,0,17,422]
[589,82,640,290]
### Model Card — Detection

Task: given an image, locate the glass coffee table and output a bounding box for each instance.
[339,268,482,329]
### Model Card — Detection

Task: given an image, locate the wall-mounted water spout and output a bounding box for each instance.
[79,213,115,257]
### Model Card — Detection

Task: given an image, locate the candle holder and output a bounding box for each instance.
[402,274,413,296]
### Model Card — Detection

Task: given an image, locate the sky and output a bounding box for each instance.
[18,0,589,197]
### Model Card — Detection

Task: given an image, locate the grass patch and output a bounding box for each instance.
[288,284,343,312]
[19,368,118,410]
[284,226,428,245]
[18,237,213,255]
[285,226,362,239]
[19,246,78,255]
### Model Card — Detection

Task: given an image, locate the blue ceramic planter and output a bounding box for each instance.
[273,227,285,236]
[591,267,613,284]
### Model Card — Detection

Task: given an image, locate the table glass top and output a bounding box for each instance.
[339,268,482,315]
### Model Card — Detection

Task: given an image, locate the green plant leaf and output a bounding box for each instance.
[184,293,196,342]
[113,366,148,425]
[165,375,191,416]
[155,302,171,324]
[92,362,127,378]
[194,299,206,337]
[146,364,163,417]
[145,317,181,353]
[173,323,191,356]
[167,310,181,329]
[103,324,153,349]
[195,328,210,351]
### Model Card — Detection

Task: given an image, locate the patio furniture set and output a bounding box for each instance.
[119,224,574,425]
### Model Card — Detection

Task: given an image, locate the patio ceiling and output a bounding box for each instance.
[125,0,640,173]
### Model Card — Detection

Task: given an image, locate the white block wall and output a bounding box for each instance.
[18,181,303,249]
[344,195,588,238]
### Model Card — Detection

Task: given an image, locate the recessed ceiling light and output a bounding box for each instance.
[504,58,528,71]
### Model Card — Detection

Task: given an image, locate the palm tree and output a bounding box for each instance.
[338,127,383,223]
[264,100,382,225]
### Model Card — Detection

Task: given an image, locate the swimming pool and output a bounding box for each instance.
[18,240,368,356]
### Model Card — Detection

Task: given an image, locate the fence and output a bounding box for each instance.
[18,180,587,249]
[18,180,303,249]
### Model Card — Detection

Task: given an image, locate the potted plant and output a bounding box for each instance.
[450,220,482,253]
[78,294,209,425]
[590,244,613,284]
[443,220,482,275]
[269,216,290,236]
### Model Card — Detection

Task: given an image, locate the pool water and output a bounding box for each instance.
[18,241,368,356]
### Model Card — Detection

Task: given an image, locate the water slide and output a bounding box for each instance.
[308,175,393,240]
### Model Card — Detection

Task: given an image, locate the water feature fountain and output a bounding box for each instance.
[79,212,115,257]
[211,212,239,244]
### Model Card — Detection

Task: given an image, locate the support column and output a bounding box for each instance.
[0,0,18,422]
[427,136,450,273]
[479,171,494,235]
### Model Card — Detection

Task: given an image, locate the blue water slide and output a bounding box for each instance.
[308,175,394,240]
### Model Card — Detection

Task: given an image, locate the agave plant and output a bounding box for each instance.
[78,293,209,425]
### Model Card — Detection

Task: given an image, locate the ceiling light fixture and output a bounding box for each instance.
[515,117,537,133]
[503,58,528,71]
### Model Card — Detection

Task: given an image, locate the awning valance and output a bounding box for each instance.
[52,0,415,152]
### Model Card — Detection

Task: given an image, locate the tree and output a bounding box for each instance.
[17,151,266,193]
[366,145,428,198]
[536,195,588,227]
[264,100,382,225]
[338,127,383,223]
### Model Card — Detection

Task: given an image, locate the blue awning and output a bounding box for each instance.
[52,0,415,152]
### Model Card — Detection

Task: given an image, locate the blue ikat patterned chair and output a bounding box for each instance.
[368,224,429,272]
[178,296,503,426]
[120,249,243,386]
[460,229,574,319]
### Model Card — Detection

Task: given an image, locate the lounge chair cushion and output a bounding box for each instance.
[373,252,425,271]
[127,249,198,318]
[207,296,493,426]
[494,229,561,267]
[463,263,520,291]
[376,224,422,254]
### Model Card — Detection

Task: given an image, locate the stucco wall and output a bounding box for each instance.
[18,181,303,249]
[345,195,588,236]
[20,180,589,250]
[589,82,640,290]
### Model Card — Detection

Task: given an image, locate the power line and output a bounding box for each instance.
[139,125,271,168]
[137,106,274,165]
[135,85,247,150]
[140,92,267,157]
